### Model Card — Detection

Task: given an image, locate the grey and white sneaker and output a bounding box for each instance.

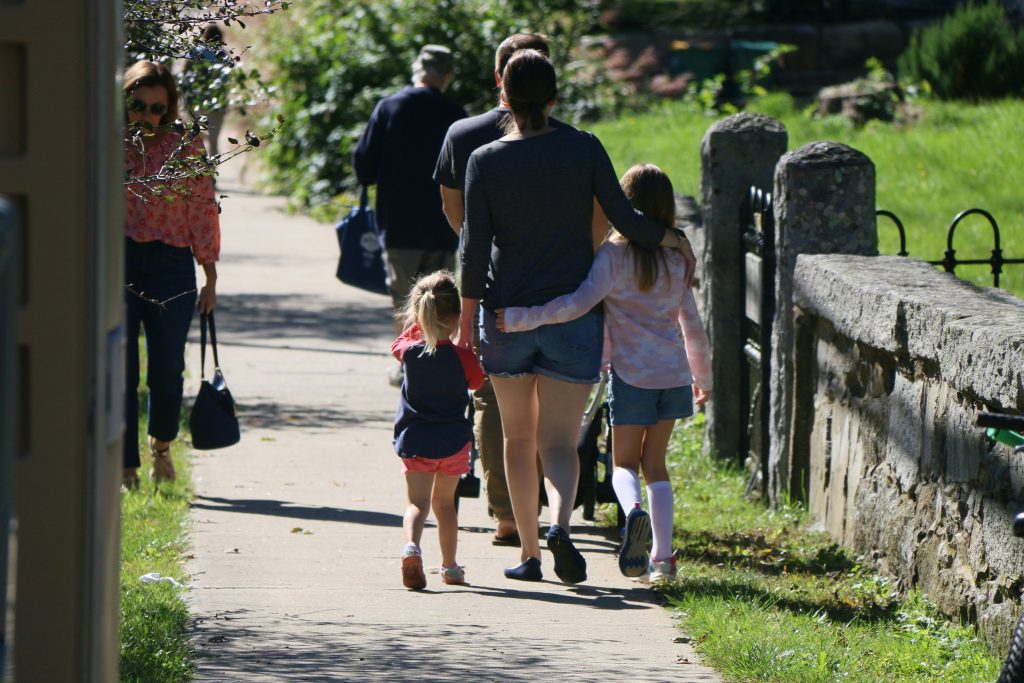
[618,503,651,578]
[648,556,677,583]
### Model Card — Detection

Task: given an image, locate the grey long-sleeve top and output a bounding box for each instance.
[462,127,666,308]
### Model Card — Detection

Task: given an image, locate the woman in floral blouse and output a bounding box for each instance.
[122,60,220,489]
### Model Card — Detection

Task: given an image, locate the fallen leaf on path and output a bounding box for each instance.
[208,635,227,643]
[674,636,692,643]
[291,527,303,533]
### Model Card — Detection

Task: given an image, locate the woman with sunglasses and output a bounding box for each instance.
[122,60,220,490]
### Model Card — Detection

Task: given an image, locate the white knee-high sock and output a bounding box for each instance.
[612,467,642,512]
[647,481,674,561]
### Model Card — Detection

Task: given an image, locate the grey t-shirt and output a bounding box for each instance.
[462,127,666,308]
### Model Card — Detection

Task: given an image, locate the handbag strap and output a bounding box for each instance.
[358,185,381,237]
[199,311,221,379]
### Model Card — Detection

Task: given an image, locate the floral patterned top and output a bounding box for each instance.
[125,132,220,264]
[502,240,712,391]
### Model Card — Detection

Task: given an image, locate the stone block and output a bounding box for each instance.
[795,254,1024,406]
[699,113,787,465]
[886,373,922,491]
[982,499,1024,579]
[770,141,877,505]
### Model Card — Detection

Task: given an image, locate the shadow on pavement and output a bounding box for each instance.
[462,581,657,610]
[191,495,403,528]
[238,401,392,431]
[216,339,382,357]
[191,610,719,682]
[211,293,394,346]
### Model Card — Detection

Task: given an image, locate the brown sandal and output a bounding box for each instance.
[150,443,176,484]
[121,468,140,492]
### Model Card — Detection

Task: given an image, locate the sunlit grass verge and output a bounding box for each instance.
[119,382,194,682]
[659,415,1001,682]
[591,97,1024,298]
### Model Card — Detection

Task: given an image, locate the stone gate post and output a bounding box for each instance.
[699,113,787,462]
[769,142,877,505]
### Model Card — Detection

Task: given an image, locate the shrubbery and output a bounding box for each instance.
[898,0,1024,100]
[257,0,607,207]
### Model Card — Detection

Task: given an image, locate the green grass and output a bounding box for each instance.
[650,416,1002,682]
[590,95,1024,297]
[119,353,194,682]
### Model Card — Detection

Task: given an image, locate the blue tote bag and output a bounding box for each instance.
[335,186,388,295]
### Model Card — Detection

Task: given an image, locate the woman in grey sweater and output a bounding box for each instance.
[457,49,693,583]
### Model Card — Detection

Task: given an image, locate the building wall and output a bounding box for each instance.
[0,1,123,680]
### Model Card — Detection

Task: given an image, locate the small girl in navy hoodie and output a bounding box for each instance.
[391,270,485,590]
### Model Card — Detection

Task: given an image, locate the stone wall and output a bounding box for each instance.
[792,253,1024,649]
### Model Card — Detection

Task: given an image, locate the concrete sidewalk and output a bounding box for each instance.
[184,180,721,682]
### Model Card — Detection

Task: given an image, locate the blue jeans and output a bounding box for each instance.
[124,238,197,469]
[608,370,694,426]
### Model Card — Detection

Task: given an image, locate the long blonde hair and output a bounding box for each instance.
[397,270,461,355]
[610,164,676,292]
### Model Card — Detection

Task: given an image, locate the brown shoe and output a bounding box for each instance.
[401,554,426,590]
[150,443,176,484]
[121,468,140,492]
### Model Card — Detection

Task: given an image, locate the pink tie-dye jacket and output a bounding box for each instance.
[502,241,712,391]
[125,133,220,264]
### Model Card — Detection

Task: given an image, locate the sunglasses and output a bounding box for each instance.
[128,98,168,116]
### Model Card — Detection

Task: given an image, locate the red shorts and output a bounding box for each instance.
[401,442,471,476]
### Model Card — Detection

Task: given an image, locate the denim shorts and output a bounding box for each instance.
[479,306,603,384]
[608,370,694,426]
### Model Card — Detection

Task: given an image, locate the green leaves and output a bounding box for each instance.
[257,0,604,208]
[897,0,1024,100]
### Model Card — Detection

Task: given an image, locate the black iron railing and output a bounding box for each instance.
[741,186,775,488]
[877,208,1024,288]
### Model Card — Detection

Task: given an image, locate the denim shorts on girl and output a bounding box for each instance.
[401,442,471,476]
[608,369,694,426]
[479,306,603,384]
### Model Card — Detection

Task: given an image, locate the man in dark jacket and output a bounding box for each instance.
[353,45,467,377]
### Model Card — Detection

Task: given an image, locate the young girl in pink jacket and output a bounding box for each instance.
[498,164,712,582]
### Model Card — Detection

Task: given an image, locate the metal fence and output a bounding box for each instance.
[741,186,775,488]
[876,208,1024,288]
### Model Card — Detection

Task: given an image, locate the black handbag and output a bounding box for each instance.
[456,398,481,500]
[189,311,240,450]
[335,186,388,295]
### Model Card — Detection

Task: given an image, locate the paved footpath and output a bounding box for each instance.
[185,179,722,682]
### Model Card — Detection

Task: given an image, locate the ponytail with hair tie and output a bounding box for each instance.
[398,270,461,356]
